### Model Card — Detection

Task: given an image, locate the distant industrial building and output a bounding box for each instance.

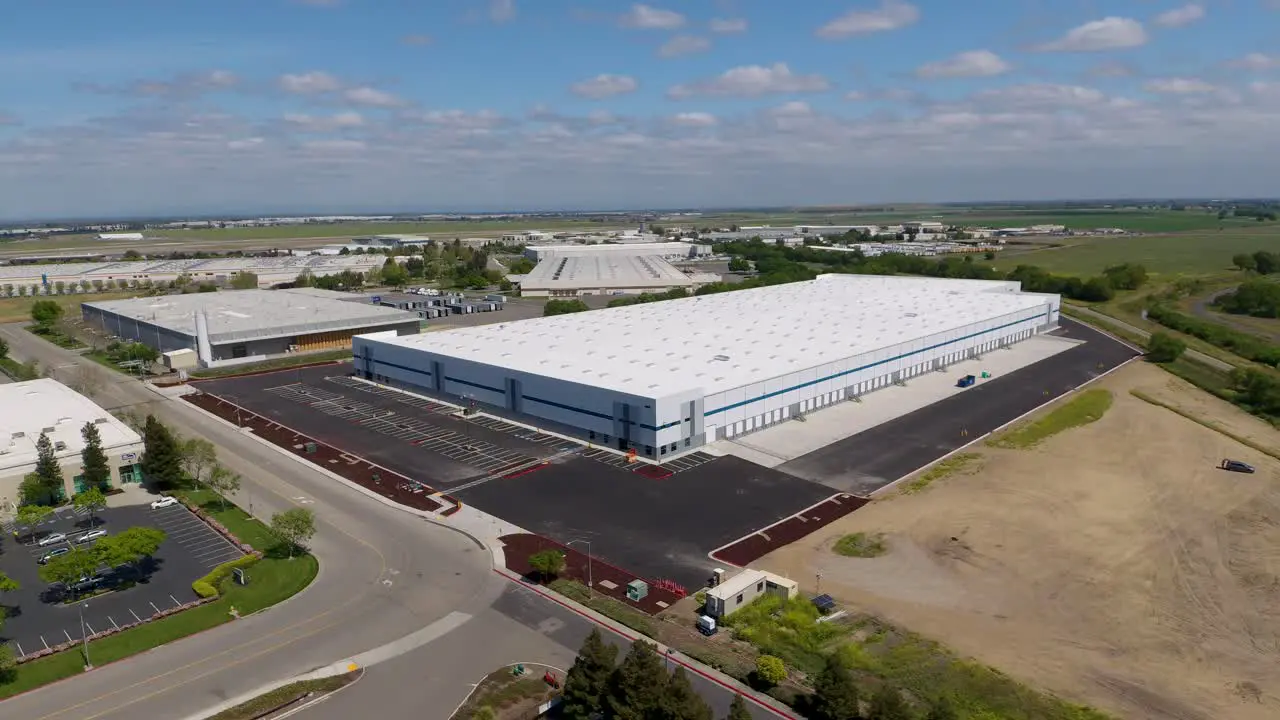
[515,255,715,298]
[351,234,431,249]
[96,232,145,241]
[523,242,711,262]
[0,255,385,296]
[0,379,146,504]
[352,274,1060,460]
[82,290,420,368]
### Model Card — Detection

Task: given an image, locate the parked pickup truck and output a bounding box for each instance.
[956,374,976,388]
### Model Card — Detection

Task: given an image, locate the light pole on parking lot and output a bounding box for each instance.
[79,601,92,670]
[566,539,592,591]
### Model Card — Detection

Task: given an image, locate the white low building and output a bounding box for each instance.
[523,243,711,262]
[352,274,1060,461]
[0,379,146,506]
[516,255,700,297]
[704,569,799,619]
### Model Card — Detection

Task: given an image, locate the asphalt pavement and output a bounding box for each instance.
[778,318,1142,494]
[297,584,783,720]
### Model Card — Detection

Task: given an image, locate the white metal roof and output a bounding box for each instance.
[369,274,1054,398]
[0,255,384,283]
[519,255,693,291]
[0,379,142,474]
[85,290,419,343]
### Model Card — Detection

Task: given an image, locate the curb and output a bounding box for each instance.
[706,492,857,568]
[493,568,801,720]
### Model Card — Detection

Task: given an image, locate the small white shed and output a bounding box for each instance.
[704,569,799,619]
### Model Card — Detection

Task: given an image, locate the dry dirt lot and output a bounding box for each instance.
[758,361,1280,720]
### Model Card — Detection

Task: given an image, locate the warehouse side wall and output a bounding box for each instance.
[353,298,1056,459]
[82,305,196,353]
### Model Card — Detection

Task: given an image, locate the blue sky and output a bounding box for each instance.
[2,0,1279,219]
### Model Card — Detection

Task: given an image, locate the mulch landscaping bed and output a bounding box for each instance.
[710,493,870,566]
[501,533,683,615]
[184,391,448,513]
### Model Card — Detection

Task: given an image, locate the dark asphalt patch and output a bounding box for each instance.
[777,318,1141,494]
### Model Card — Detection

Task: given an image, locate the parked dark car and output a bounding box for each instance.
[1220,459,1256,474]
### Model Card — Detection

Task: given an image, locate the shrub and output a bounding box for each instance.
[192,554,261,598]
[755,655,788,686]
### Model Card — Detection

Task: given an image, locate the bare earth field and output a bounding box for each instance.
[758,361,1280,720]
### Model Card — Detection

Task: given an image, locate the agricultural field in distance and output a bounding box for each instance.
[991,226,1280,277]
[712,207,1266,234]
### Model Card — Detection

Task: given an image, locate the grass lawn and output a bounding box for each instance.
[0,491,318,699]
[0,356,40,380]
[832,532,888,558]
[189,350,351,379]
[0,291,137,324]
[992,228,1280,277]
[900,452,983,494]
[988,389,1114,450]
[25,325,86,350]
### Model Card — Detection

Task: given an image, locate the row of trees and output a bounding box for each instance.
[1145,305,1280,367]
[36,525,167,599]
[1231,250,1279,275]
[18,422,112,507]
[1215,279,1280,318]
[560,630,955,720]
[140,414,316,556]
[544,299,591,316]
[712,240,1149,304]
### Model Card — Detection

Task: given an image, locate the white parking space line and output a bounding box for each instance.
[170,594,182,607]
[41,636,49,651]
[109,616,119,629]
[14,642,23,657]
[150,601,162,615]
[86,622,96,635]
[63,629,72,643]
[130,609,142,622]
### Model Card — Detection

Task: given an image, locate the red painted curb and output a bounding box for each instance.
[491,568,801,720]
[188,359,348,383]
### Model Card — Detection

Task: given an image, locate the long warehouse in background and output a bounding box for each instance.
[352,274,1061,460]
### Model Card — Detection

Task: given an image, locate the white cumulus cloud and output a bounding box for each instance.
[916,50,1011,79]
[659,35,711,58]
[1153,4,1204,28]
[817,1,920,39]
[279,71,342,94]
[670,112,717,127]
[620,4,685,30]
[1228,53,1280,71]
[1144,77,1215,94]
[284,112,365,132]
[668,63,829,98]
[343,87,405,107]
[490,0,516,23]
[709,18,748,34]
[1035,17,1148,52]
[570,74,639,99]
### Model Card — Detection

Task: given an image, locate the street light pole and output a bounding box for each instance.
[79,602,92,670]
[566,539,592,591]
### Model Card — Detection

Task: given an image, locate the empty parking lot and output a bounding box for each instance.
[0,502,243,660]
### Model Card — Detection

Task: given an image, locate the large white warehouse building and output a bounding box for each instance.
[352,275,1061,461]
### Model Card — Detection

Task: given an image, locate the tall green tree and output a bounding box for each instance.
[16,503,54,529]
[605,640,668,720]
[270,507,317,559]
[659,667,713,720]
[96,526,166,572]
[812,655,861,720]
[0,570,18,674]
[724,694,753,720]
[73,486,107,528]
[141,415,183,487]
[1146,332,1187,363]
[179,437,217,487]
[206,464,242,511]
[80,421,112,490]
[37,546,99,597]
[561,628,619,720]
[33,432,64,502]
[528,549,565,582]
[866,685,911,720]
[30,299,64,330]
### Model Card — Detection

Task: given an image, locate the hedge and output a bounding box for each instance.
[193,554,263,598]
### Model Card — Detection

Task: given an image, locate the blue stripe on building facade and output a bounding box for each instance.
[361,311,1042,430]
